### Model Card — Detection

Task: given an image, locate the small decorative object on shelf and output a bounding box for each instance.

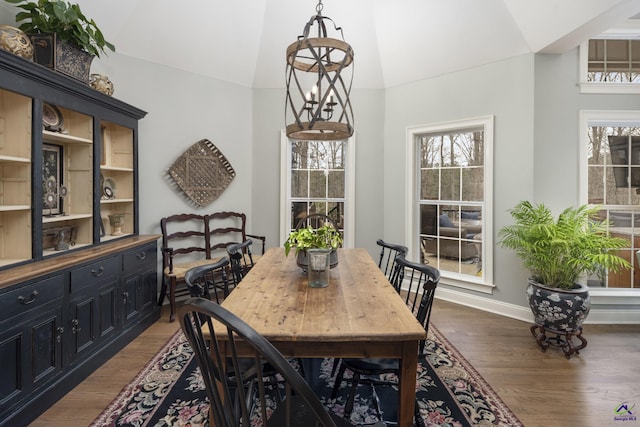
[42,103,65,133]
[108,213,125,236]
[90,74,114,95]
[42,224,77,250]
[102,177,116,199]
[0,24,33,59]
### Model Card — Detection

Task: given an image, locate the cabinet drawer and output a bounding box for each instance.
[1,275,64,319]
[123,243,156,272]
[70,256,120,293]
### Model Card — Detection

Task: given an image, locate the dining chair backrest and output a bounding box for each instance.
[178,298,349,427]
[184,257,233,304]
[391,256,440,353]
[226,239,255,284]
[295,213,340,232]
[376,239,408,281]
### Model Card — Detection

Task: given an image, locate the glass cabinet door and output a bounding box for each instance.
[0,88,32,266]
[99,121,134,241]
[41,104,93,256]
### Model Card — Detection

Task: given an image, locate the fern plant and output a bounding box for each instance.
[5,0,115,57]
[498,201,630,289]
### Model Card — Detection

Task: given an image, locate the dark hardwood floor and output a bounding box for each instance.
[30,300,640,427]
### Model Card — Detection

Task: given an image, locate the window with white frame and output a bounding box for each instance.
[581,111,640,289]
[579,26,640,94]
[407,117,493,291]
[280,132,355,246]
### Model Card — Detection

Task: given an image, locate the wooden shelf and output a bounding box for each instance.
[0,155,30,164]
[0,205,30,212]
[43,130,92,145]
[43,213,93,224]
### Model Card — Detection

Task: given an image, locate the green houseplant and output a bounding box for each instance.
[5,0,115,82]
[6,0,115,57]
[499,201,629,289]
[499,201,630,357]
[284,224,343,270]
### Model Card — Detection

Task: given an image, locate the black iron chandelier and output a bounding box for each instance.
[285,0,354,141]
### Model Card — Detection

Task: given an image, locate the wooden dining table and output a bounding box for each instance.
[217,247,427,427]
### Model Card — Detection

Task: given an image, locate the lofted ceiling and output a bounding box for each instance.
[5,0,640,89]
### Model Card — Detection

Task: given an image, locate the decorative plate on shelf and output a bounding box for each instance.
[103,177,116,199]
[166,139,235,207]
[42,103,65,133]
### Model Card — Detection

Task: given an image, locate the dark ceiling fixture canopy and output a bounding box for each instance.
[285,0,354,141]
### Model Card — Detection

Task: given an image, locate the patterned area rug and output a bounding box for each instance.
[91,326,522,427]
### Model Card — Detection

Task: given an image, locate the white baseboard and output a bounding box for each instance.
[435,287,640,324]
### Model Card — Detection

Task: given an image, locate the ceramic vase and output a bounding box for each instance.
[108,213,125,236]
[526,279,591,332]
[0,25,33,60]
[90,74,114,95]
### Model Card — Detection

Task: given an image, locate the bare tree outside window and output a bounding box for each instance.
[419,128,484,278]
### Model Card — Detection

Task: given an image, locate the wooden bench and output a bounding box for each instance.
[158,211,265,321]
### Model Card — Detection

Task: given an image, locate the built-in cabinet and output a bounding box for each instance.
[0,49,158,425]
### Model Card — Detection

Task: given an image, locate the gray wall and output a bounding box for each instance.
[383,54,536,306]
[2,2,638,319]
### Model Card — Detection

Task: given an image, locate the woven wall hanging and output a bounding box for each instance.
[166,139,235,207]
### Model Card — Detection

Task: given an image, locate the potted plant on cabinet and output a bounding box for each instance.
[4,0,115,82]
[498,201,630,357]
[284,223,343,270]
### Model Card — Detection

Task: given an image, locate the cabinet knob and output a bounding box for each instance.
[136,251,146,260]
[122,291,129,303]
[18,290,39,305]
[71,319,81,334]
[91,266,105,277]
[56,326,64,343]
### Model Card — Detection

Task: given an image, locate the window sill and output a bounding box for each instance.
[579,82,640,94]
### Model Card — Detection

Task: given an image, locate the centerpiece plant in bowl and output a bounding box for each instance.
[284,223,343,270]
[5,0,115,82]
[499,201,630,356]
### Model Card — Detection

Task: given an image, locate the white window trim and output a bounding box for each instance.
[579,37,640,94]
[279,130,355,248]
[579,109,640,297]
[405,116,494,293]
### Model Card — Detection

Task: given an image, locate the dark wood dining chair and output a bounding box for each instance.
[331,256,440,422]
[184,257,234,303]
[226,239,256,284]
[376,239,408,281]
[178,297,357,427]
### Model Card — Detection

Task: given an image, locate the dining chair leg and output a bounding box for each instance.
[157,276,168,306]
[344,371,360,418]
[331,362,347,399]
[169,277,177,322]
[330,357,341,377]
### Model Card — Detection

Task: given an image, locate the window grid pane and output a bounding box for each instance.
[587,125,640,288]
[418,129,484,279]
[289,140,346,233]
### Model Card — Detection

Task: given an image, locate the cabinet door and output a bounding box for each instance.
[122,274,139,324]
[99,121,135,241]
[121,242,157,327]
[0,306,63,416]
[0,88,32,267]
[41,104,94,257]
[67,256,119,363]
